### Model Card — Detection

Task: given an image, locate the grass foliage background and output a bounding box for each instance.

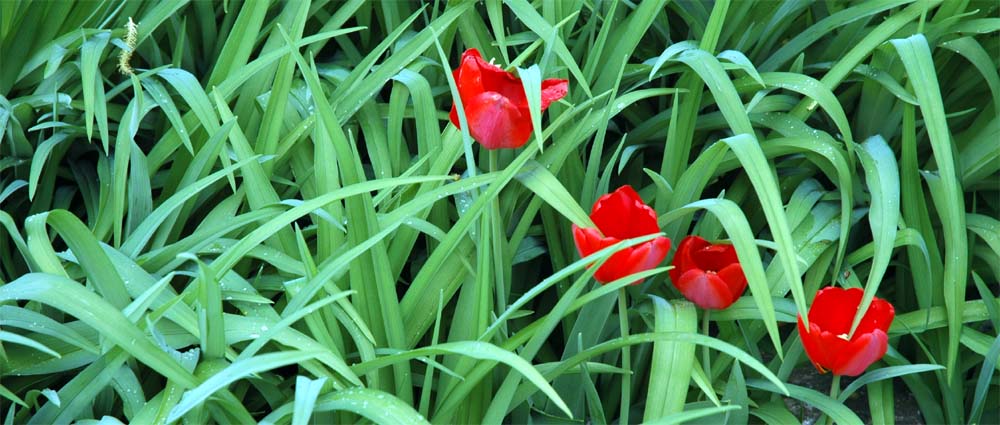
[1,0,998,423]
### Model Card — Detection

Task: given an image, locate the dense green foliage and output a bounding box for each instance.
[1,0,998,423]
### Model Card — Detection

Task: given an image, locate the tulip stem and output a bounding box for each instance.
[488,149,499,173]
[825,375,841,425]
[617,288,631,425]
[702,309,712,380]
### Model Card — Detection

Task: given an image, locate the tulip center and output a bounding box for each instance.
[836,333,850,341]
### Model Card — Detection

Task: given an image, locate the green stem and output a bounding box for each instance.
[618,288,631,425]
[702,309,712,380]
[487,149,506,334]
[826,374,842,425]
[488,149,499,173]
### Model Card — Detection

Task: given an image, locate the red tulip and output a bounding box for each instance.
[797,287,895,376]
[448,48,569,150]
[669,236,747,310]
[572,185,671,285]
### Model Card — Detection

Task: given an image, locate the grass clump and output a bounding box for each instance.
[1,1,998,424]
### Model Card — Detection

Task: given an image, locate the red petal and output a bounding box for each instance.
[716,263,747,305]
[540,78,569,109]
[818,329,859,372]
[830,330,888,376]
[798,317,829,374]
[593,245,636,284]
[854,297,896,336]
[691,242,739,272]
[453,49,529,148]
[451,50,483,131]
[577,234,669,285]
[799,286,896,376]
[589,185,660,240]
[675,269,733,309]
[459,49,527,108]
[615,236,670,285]
[572,225,614,258]
[456,49,486,99]
[572,225,624,284]
[463,92,533,149]
[450,48,567,149]
[808,286,863,335]
[647,236,672,268]
[670,236,709,283]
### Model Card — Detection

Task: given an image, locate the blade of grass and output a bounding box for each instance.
[643,296,697,421]
[0,274,196,388]
[891,34,968,381]
[849,135,900,336]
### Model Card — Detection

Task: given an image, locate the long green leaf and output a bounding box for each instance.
[0,274,196,388]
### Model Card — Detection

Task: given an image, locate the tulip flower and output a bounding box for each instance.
[669,236,747,310]
[449,48,569,149]
[572,185,671,284]
[797,287,895,376]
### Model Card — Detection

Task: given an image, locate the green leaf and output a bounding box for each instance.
[516,160,593,227]
[80,31,110,150]
[168,351,324,422]
[262,388,429,425]
[891,34,968,378]
[661,196,783,358]
[720,134,804,344]
[520,332,788,405]
[28,132,69,201]
[517,64,545,151]
[645,405,741,425]
[120,147,250,257]
[0,306,98,354]
[353,341,573,419]
[0,274,196,388]
[747,379,862,425]
[25,210,132,309]
[969,333,1000,424]
[851,135,900,335]
[0,331,61,359]
[643,296,698,421]
[760,0,915,71]
[292,376,327,425]
[503,0,592,97]
[674,48,754,135]
[751,401,802,425]
[838,364,945,401]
